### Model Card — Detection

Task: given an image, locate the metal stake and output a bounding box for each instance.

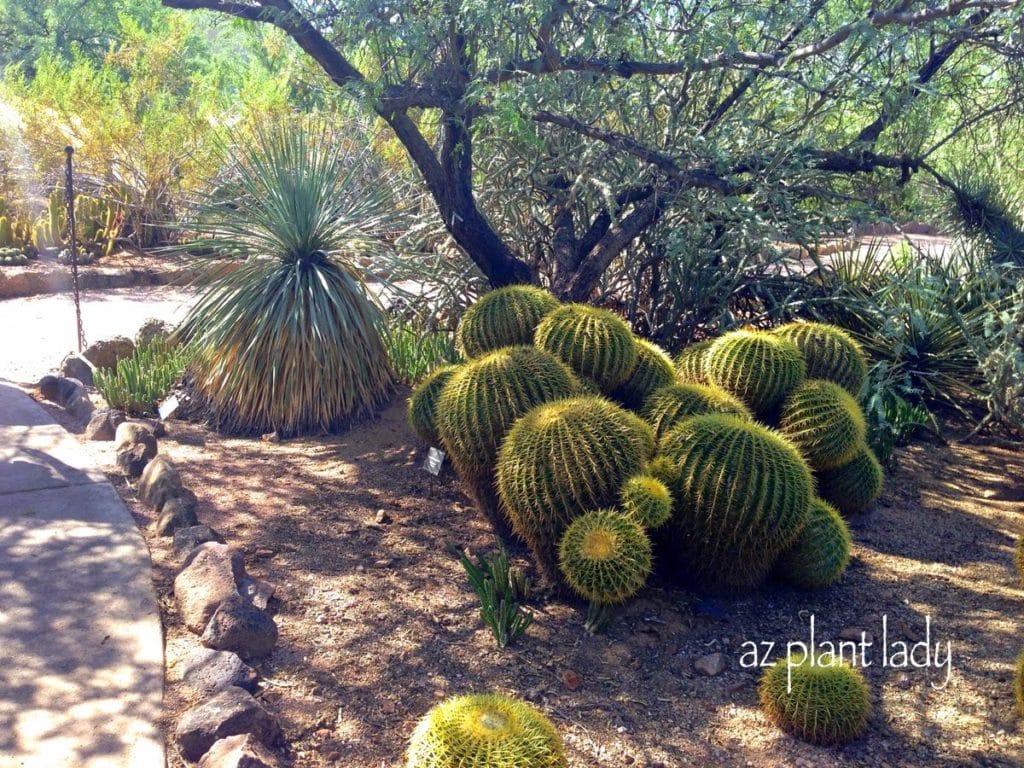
[64,146,85,352]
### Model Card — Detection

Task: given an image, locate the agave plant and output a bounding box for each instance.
[177,120,397,435]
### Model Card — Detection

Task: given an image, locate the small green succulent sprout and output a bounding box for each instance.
[620,474,672,528]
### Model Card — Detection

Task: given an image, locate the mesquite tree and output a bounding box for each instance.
[162,0,1023,301]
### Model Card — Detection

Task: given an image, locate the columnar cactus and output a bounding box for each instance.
[816,443,884,515]
[620,474,673,528]
[642,381,752,439]
[558,509,653,603]
[674,339,713,384]
[611,339,675,411]
[759,653,871,745]
[534,304,638,392]
[407,365,461,446]
[456,285,560,358]
[779,379,866,470]
[406,693,567,768]
[659,414,812,590]
[496,396,654,582]
[774,321,868,395]
[774,498,851,589]
[704,330,805,416]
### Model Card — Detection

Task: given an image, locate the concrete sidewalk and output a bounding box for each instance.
[0,381,164,767]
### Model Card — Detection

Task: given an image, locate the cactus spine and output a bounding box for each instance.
[774,498,851,589]
[774,321,868,395]
[704,330,805,416]
[611,338,675,411]
[534,304,638,392]
[674,339,713,384]
[558,509,653,604]
[620,474,672,528]
[407,364,461,446]
[779,379,866,470]
[816,443,884,515]
[642,381,752,439]
[456,285,560,358]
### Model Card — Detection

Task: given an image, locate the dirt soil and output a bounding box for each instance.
[52,391,1024,768]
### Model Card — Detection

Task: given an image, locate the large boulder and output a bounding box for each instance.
[84,336,135,370]
[174,543,246,633]
[201,592,278,659]
[175,686,280,762]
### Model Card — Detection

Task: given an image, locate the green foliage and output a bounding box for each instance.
[406,693,566,768]
[455,541,533,649]
[407,365,460,446]
[779,380,866,470]
[860,367,931,466]
[456,285,560,358]
[974,283,1024,436]
[436,346,578,481]
[704,330,805,416]
[534,304,638,392]
[946,172,1024,267]
[94,339,191,416]
[642,381,752,440]
[496,396,654,581]
[1016,536,1024,588]
[620,474,672,528]
[611,338,675,411]
[558,509,652,605]
[759,653,871,746]
[816,443,884,516]
[774,499,851,590]
[383,319,458,387]
[674,339,713,384]
[773,321,868,396]
[1016,648,1024,718]
[177,122,396,436]
[658,414,813,590]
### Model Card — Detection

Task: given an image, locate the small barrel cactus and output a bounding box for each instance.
[436,346,578,482]
[497,396,655,582]
[704,330,805,416]
[779,379,866,470]
[407,365,461,445]
[611,338,675,411]
[456,285,560,358]
[759,653,871,745]
[816,443,884,515]
[534,304,638,392]
[406,692,567,768]
[674,339,713,384]
[774,498,851,589]
[558,509,653,603]
[659,414,812,590]
[642,381,752,439]
[773,321,868,395]
[620,474,673,528]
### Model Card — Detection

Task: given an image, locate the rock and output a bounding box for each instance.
[173,647,259,696]
[38,375,61,401]
[55,377,86,408]
[116,442,154,478]
[83,336,135,370]
[138,455,182,510]
[374,509,392,525]
[175,686,280,762]
[84,408,126,441]
[175,543,247,633]
[114,421,156,451]
[174,526,225,560]
[694,652,727,677]
[238,577,275,611]
[198,734,281,768]
[156,495,200,536]
[202,592,278,659]
[61,353,94,387]
[135,318,172,348]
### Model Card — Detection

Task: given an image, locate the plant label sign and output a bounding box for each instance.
[423,447,446,476]
[158,394,180,420]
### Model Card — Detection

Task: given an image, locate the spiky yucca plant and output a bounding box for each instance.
[456,285,560,358]
[774,321,868,395]
[177,121,395,436]
[659,414,813,590]
[407,364,460,446]
[816,443,884,516]
[406,693,567,768]
[779,379,866,470]
[534,304,638,392]
[558,509,653,603]
[612,338,675,411]
[620,474,673,528]
[704,330,805,415]
[642,381,752,439]
[759,653,871,745]
[775,498,851,589]
[674,339,713,384]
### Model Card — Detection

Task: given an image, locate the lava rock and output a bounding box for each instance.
[116,442,153,478]
[114,421,157,451]
[202,592,278,659]
[156,495,200,536]
[84,408,126,441]
[175,647,259,696]
[198,734,281,768]
[175,686,280,762]
[61,353,94,387]
[175,543,246,634]
[83,336,135,370]
[694,652,727,677]
[38,375,61,401]
[138,455,182,510]
[173,525,225,560]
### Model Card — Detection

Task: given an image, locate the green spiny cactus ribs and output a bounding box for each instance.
[774,498,851,589]
[759,653,871,745]
[659,414,812,590]
[558,509,653,603]
[704,330,805,416]
[497,396,655,583]
[620,474,673,528]
[406,693,567,768]
[611,338,675,411]
[779,379,866,470]
[407,364,461,446]
[1015,648,1024,717]
[816,443,884,515]
[674,339,713,384]
[534,304,638,392]
[1016,535,1024,587]
[774,321,868,395]
[642,382,752,440]
[436,346,578,483]
[456,285,560,358]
